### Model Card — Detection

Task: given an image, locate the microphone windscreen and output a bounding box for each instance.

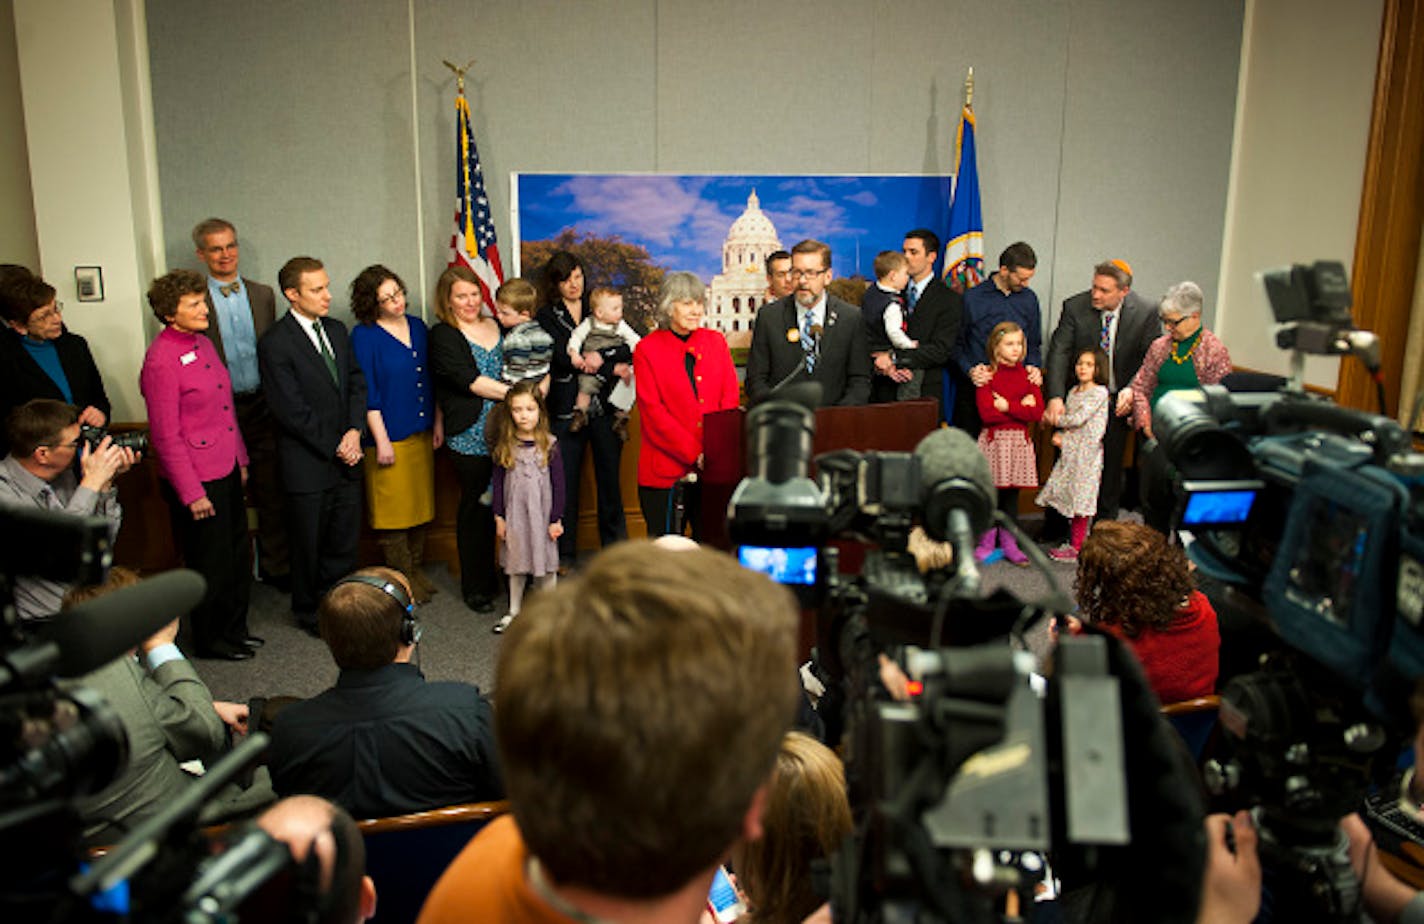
[913,428,996,538]
[37,569,208,677]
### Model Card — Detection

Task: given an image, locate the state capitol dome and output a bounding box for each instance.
[707,190,782,347]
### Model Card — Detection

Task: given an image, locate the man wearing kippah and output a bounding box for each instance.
[1043,259,1159,524]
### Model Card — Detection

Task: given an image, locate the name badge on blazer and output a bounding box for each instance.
[180,351,197,366]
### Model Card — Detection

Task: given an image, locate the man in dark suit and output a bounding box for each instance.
[745,239,870,406]
[194,218,288,589]
[873,228,963,408]
[258,257,365,634]
[1043,259,1159,522]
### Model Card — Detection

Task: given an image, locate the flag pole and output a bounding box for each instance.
[956,67,974,171]
[442,58,476,94]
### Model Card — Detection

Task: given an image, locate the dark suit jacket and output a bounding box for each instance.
[896,276,962,373]
[1044,289,1158,401]
[0,327,111,427]
[745,295,870,406]
[258,312,366,493]
[202,277,277,369]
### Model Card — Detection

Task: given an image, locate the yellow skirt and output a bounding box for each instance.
[363,433,435,529]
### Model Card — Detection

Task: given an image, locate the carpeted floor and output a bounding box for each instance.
[192,517,1088,707]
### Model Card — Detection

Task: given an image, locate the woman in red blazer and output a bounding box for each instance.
[633,271,739,539]
[140,270,254,661]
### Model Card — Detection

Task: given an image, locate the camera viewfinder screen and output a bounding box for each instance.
[738,546,818,586]
[1182,489,1258,527]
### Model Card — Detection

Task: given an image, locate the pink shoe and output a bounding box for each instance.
[1049,544,1079,561]
[1000,530,1029,565]
[974,527,999,563]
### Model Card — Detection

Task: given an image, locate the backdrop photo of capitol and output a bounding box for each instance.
[513,173,953,351]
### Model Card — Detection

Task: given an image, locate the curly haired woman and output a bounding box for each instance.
[1074,520,1219,703]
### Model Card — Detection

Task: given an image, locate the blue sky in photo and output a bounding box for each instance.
[514,173,953,283]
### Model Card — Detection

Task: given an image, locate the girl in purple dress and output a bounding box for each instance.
[491,380,564,634]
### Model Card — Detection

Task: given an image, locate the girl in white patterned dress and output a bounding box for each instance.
[1036,347,1109,561]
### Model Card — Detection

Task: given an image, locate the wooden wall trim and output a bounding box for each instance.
[1339,0,1424,414]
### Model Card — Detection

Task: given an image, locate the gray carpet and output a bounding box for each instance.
[192,562,505,704]
[192,525,1084,706]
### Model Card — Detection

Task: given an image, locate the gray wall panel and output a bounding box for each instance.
[147,0,1243,337]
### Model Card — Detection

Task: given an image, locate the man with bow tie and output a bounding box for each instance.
[194,217,288,591]
[745,239,870,407]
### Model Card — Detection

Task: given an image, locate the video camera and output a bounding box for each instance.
[1153,261,1424,920]
[0,507,325,922]
[726,385,1200,923]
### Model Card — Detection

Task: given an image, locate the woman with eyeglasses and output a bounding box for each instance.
[349,264,439,603]
[0,266,110,438]
[1128,281,1232,442]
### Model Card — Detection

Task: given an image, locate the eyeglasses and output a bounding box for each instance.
[31,302,64,323]
[377,289,406,307]
[43,438,81,450]
[790,268,826,280]
[1161,315,1194,329]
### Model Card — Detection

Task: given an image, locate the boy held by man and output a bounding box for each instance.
[862,251,922,400]
[568,286,640,439]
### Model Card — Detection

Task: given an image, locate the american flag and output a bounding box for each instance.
[449,91,503,306]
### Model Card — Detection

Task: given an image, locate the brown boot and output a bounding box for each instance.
[377,531,427,604]
[407,525,438,601]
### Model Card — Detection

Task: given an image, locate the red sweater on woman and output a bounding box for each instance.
[633,327,739,489]
[1103,590,1220,703]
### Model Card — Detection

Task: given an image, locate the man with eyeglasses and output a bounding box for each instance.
[193,218,289,592]
[745,239,870,406]
[1043,260,1159,525]
[0,398,137,621]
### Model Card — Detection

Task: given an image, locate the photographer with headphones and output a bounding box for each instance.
[267,567,504,818]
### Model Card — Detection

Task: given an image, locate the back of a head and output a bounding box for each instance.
[317,566,411,670]
[256,795,371,924]
[731,731,852,924]
[495,540,801,899]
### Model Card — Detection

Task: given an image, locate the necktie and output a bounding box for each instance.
[1100,310,1115,353]
[906,282,919,312]
[219,281,241,297]
[314,320,339,385]
[37,486,52,509]
[801,309,816,373]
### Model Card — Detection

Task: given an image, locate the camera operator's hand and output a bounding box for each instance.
[140,618,181,653]
[78,405,107,427]
[1341,812,1421,923]
[212,700,249,736]
[79,435,128,492]
[1197,811,1261,924]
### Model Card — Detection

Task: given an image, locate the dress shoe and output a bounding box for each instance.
[197,642,254,661]
[238,635,265,649]
[464,593,495,614]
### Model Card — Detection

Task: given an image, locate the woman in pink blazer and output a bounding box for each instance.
[140,270,254,661]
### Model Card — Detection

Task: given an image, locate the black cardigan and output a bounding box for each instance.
[0,327,111,431]
[428,321,487,437]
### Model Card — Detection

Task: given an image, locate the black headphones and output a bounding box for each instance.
[335,573,420,646]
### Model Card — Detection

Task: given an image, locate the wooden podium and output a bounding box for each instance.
[699,397,942,552]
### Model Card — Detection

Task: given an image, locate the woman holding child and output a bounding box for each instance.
[430,265,508,613]
[536,251,631,568]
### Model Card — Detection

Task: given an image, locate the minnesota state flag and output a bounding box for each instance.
[943,106,984,293]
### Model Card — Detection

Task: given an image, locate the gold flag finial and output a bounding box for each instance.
[964,66,974,110]
[442,58,476,95]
